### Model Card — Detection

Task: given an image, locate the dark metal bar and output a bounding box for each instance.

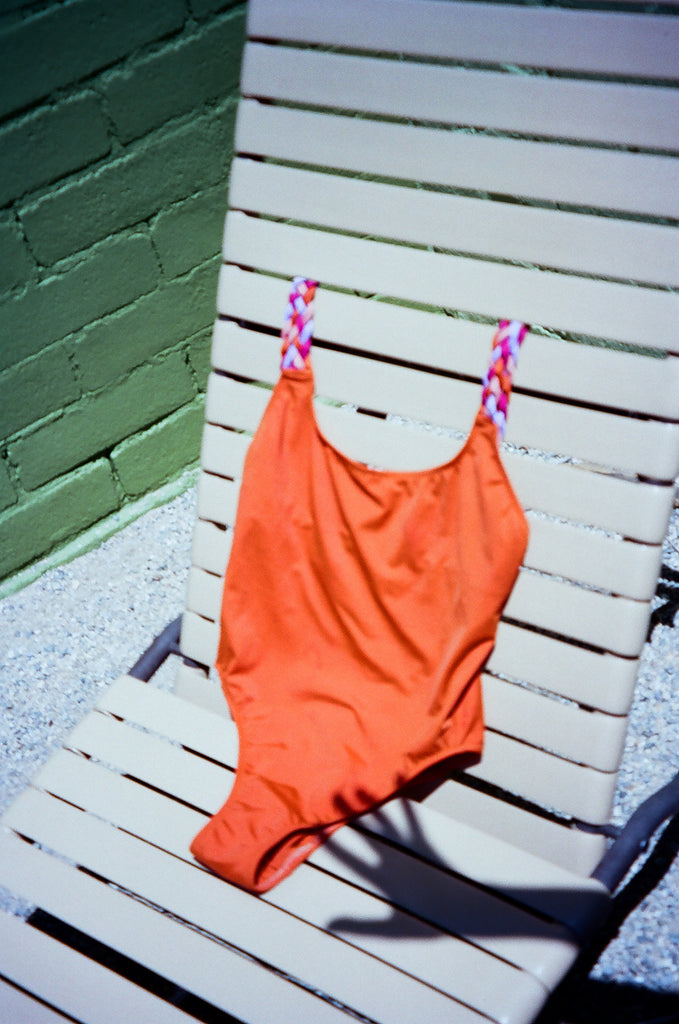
[591,771,679,892]
[128,615,183,682]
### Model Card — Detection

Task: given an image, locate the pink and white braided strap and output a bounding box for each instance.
[481,319,528,439]
[281,277,317,370]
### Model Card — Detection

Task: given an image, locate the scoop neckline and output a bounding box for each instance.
[280,365,493,482]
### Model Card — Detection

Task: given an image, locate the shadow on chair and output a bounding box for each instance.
[321,800,679,1023]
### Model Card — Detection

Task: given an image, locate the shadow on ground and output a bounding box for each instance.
[539,977,679,1024]
[648,563,679,638]
[539,812,679,1024]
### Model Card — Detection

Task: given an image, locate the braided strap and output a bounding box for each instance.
[482,320,527,439]
[281,277,317,370]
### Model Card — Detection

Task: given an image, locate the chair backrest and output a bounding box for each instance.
[178,0,679,879]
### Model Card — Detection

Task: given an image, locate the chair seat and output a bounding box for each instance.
[0,675,612,1024]
[0,910,196,1024]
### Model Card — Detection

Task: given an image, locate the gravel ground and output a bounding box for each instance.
[586,504,679,999]
[0,485,678,1005]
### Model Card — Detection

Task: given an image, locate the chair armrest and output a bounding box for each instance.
[128,616,182,682]
[591,771,679,892]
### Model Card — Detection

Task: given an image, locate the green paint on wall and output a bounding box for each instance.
[19,103,237,265]
[11,350,196,491]
[0,346,79,439]
[112,399,205,496]
[0,233,160,372]
[0,460,17,514]
[0,0,246,589]
[0,460,121,578]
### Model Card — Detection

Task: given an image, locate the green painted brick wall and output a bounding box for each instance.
[0,0,246,588]
[0,461,121,580]
[0,459,17,514]
[0,347,80,439]
[0,93,111,207]
[73,259,221,392]
[10,349,198,491]
[111,399,207,497]
[20,105,236,265]
[0,214,34,293]
[2,233,161,371]
[0,0,187,119]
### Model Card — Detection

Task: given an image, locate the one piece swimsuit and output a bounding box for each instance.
[190,278,529,893]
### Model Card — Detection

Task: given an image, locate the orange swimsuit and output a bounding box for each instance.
[191,280,529,893]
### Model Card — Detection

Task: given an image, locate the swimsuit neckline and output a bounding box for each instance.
[281,364,495,483]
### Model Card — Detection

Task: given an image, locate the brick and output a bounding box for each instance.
[187,326,214,392]
[112,398,205,496]
[0,0,186,120]
[0,346,79,440]
[10,349,196,490]
[0,93,110,208]
[151,186,227,279]
[0,459,120,579]
[0,233,159,372]
[20,103,237,265]
[74,257,220,391]
[191,0,243,17]
[0,459,16,514]
[0,215,34,296]
[102,10,246,143]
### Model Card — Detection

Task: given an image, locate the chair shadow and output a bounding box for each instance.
[322,793,679,1022]
[540,813,679,1024]
[325,794,601,941]
[648,563,679,639]
[537,976,679,1024]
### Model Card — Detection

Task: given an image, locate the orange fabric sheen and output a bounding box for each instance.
[190,364,528,893]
